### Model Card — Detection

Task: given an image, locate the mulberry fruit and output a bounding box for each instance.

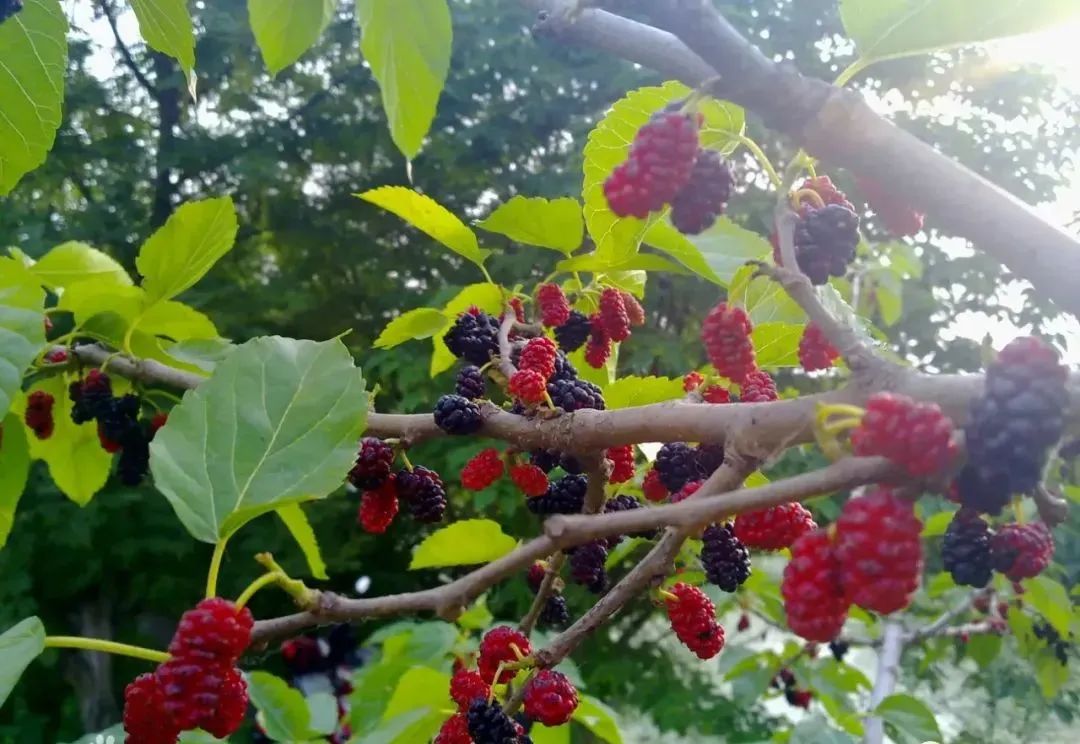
[456,365,487,400]
[606,445,635,484]
[444,311,500,366]
[434,394,484,435]
[670,151,734,235]
[654,442,702,493]
[990,521,1054,581]
[358,478,399,534]
[701,302,755,384]
[665,582,725,659]
[603,111,701,218]
[792,204,860,285]
[740,370,777,403]
[397,466,447,523]
[798,323,839,372]
[701,523,751,592]
[349,437,395,490]
[478,626,531,685]
[24,390,55,439]
[850,393,956,477]
[942,509,994,588]
[537,284,571,327]
[598,288,631,342]
[462,449,505,491]
[781,529,849,642]
[554,311,591,353]
[734,502,816,551]
[510,464,549,497]
[523,669,579,726]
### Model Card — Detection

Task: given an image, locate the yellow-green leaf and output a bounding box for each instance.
[556,252,690,275]
[873,693,941,744]
[430,335,456,377]
[841,0,1080,64]
[31,241,131,291]
[129,0,196,94]
[602,375,683,409]
[409,519,518,570]
[57,283,145,326]
[727,264,806,325]
[276,504,329,580]
[752,322,802,368]
[476,196,584,255]
[136,197,239,303]
[247,671,321,740]
[375,308,449,349]
[16,376,112,506]
[443,283,504,318]
[572,695,623,744]
[382,666,450,721]
[0,257,45,419]
[138,300,219,341]
[685,217,772,285]
[356,0,452,160]
[641,221,723,284]
[0,0,68,195]
[0,413,30,549]
[357,187,489,269]
[249,0,335,76]
[1025,576,1071,636]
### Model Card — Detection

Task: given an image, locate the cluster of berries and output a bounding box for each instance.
[770,668,813,709]
[648,441,727,499]
[123,598,253,743]
[781,488,922,642]
[351,437,447,532]
[797,323,839,372]
[68,370,162,485]
[942,509,1054,588]
[699,301,778,401]
[602,107,735,235]
[436,627,579,743]
[538,283,645,370]
[955,337,1069,515]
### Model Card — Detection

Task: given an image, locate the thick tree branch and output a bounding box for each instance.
[524,0,1080,318]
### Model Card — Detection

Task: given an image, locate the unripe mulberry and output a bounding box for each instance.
[509,368,548,404]
[450,669,491,710]
[462,448,505,491]
[781,529,849,642]
[990,521,1054,580]
[358,477,399,534]
[24,390,55,439]
[643,469,669,502]
[621,291,645,326]
[478,626,531,685]
[834,489,923,614]
[606,445,635,484]
[123,673,180,744]
[701,302,755,384]
[537,284,571,327]
[850,393,956,477]
[519,336,558,380]
[798,323,839,372]
[740,370,777,403]
[523,669,579,726]
[584,315,612,369]
[599,288,631,342]
[665,582,725,659]
[734,502,816,551]
[604,112,701,218]
[510,463,549,496]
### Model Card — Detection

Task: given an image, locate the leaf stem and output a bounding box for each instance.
[736,134,782,189]
[44,636,170,664]
[206,536,229,598]
[833,57,872,89]
[235,572,285,610]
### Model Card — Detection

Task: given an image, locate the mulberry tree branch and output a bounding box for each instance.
[521,0,1080,319]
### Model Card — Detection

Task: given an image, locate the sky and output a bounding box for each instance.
[69,4,1080,360]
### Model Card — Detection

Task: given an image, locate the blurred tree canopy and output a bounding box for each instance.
[2,0,1079,741]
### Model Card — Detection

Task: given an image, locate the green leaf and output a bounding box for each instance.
[443,283,505,319]
[874,693,942,744]
[531,723,571,744]
[840,0,1080,64]
[31,241,132,290]
[57,283,145,327]
[0,413,30,550]
[698,98,747,154]
[149,336,368,543]
[362,708,442,744]
[382,666,450,721]
[136,197,239,303]
[641,221,723,284]
[966,633,1002,669]
[925,570,956,597]
[455,596,493,631]
[356,0,451,160]
[477,196,584,255]
[277,504,329,580]
[920,511,954,538]
[249,0,334,75]
[555,252,690,275]
[870,266,903,327]
[248,670,320,740]
[306,691,339,736]
[357,187,489,269]
[1024,576,1072,636]
[0,0,68,195]
[374,308,448,349]
[751,322,802,368]
[165,338,235,373]
[410,519,517,570]
[0,257,44,419]
[601,375,683,409]
[0,617,45,709]
[669,217,772,286]
[349,658,412,733]
[727,264,806,325]
[1035,650,1069,698]
[572,695,622,744]
[129,0,196,94]
[16,377,111,506]
[139,300,219,341]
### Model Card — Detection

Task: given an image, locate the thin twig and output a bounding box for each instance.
[497,308,518,379]
[98,0,157,96]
